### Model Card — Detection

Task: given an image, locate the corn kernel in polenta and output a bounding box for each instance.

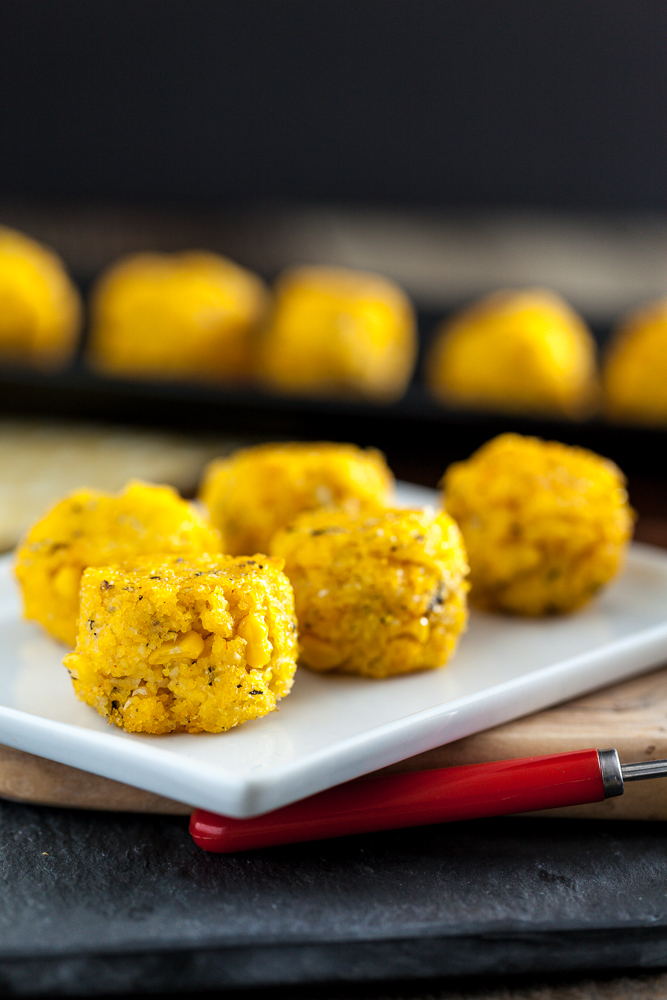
[270,507,469,678]
[14,481,221,646]
[64,554,298,734]
[199,441,394,556]
[442,433,633,616]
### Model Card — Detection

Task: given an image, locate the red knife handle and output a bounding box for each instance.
[190,748,605,853]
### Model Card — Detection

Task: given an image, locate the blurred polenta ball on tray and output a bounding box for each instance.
[603,299,667,425]
[442,433,633,617]
[0,225,82,368]
[88,251,269,381]
[256,266,417,401]
[426,289,599,418]
[199,441,394,556]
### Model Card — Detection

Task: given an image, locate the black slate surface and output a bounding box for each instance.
[1,800,667,995]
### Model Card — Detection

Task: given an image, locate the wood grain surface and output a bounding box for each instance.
[3,663,667,819]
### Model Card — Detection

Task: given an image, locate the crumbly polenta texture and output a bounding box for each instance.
[603,299,667,424]
[270,507,469,678]
[88,251,268,381]
[257,266,416,402]
[426,289,598,417]
[15,481,221,646]
[0,225,81,368]
[442,434,633,616]
[64,554,297,734]
[199,441,394,556]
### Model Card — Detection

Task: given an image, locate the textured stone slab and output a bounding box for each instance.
[1,801,667,994]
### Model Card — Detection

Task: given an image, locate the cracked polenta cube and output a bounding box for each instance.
[0,224,81,368]
[64,554,298,734]
[199,441,394,556]
[270,507,468,678]
[426,289,598,417]
[442,434,633,616]
[88,251,269,381]
[603,299,667,425]
[257,266,417,401]
[15,481,221,646]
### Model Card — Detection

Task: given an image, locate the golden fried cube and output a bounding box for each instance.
[15,481,221,646]
[0,225,81,368]
[270,507,468,678]
[442,433,633,616]
[199,441,394,556]
[603,299,667,424]
[256,266,416,401]
[426,289,598,417]
[64,554,298,734]
[88,251,268,381]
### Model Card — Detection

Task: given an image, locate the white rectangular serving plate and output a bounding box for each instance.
[2,481,667,818]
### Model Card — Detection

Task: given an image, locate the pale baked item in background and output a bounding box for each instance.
[271,506,468,678]
[199,441,394,556]
[88,251,269,381]
[442,433,633,616]
[603,299,667,424]
[0,420,239,552]
[426,289,599,418]
[15,481,222,646]
[256,266,417,401]
[64,553,297,734]
[0,224,81,368]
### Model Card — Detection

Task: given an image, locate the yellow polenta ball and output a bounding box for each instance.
[88,251,268,381]
[257,266,416,401]
[199,441,394,556]
[0,225,81,368]
[15,481,221,646]
[603,299,667,424]
[64,553,297,735]
[270,507,468,678]
[427,289,598,417]
[442,434,633,616]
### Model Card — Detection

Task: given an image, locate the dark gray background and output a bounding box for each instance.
[0,1,665,210]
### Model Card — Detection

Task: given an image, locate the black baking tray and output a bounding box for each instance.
[0,306,661,483]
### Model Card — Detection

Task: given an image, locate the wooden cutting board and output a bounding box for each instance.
[3,663,667,820]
